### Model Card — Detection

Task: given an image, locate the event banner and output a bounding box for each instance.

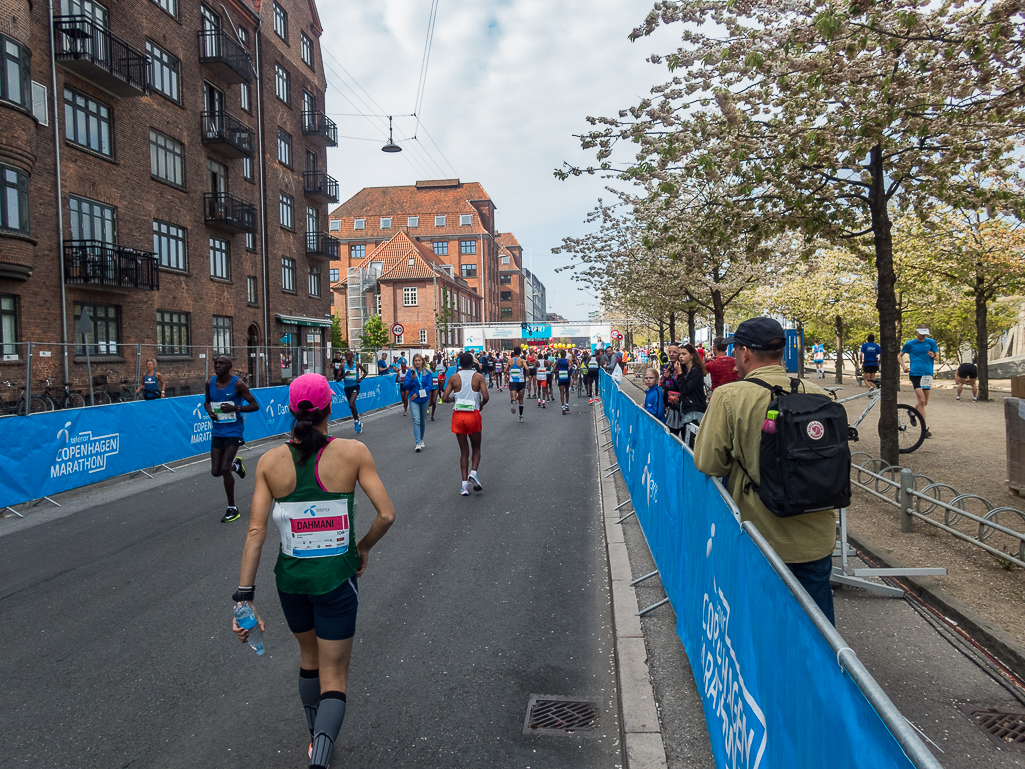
[0,376,399,509]
[598,372,918,769]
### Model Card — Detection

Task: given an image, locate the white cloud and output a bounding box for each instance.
[321,0,678,319]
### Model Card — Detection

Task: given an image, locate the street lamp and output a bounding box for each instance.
[382,116,402,153]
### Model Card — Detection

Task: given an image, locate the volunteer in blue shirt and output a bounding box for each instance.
[899,326,938,439]
[859,334,881,388]
[376,353,389,377]
[403,354,434,452]
[136,358,165,400]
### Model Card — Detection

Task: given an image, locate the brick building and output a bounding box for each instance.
[335,231,481,351]
[0,0,338,395]
[328,179,501,322]
[496,231,526,322]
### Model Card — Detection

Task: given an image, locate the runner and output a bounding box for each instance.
[859,334,881,388]
[585,351,601,403]
[812,342,826,379]
[430,354,447,421]
[494,354,505,392]
[231,373,395,769]
[136,358,165,400]
[545,353,556,402]
[555,350,572,414]
[507,346,527,422]
[395,355,409,416]
[535,355,548,408]
[403,354,434,452]
[205,355,258,523]
[442,352,490,495]
[955,359,979,402]
[341,351,367,434]
[331,353,344,383]
[525,348,538,400]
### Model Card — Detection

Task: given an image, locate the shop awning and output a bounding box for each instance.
[276,314,332,328]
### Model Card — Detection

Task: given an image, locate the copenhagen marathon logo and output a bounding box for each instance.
[640,453,659,506]
[701,525,767,769]
[51,424,120,478]
[191,399,212,445]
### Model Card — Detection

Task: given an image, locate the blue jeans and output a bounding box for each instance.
[410,399,429,444]
[786,553,835,625]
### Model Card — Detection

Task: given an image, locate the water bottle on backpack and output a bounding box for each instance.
[233,601,265,655]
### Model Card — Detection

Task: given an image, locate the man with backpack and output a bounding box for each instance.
[694,317,850,624]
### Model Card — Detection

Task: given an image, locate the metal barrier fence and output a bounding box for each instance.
[851,451,1025,569]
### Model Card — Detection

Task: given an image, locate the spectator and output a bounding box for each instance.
[898,326,938,438]
[659,342,680,390]
[693,317,836,624]
[642,368,664,422]
[859,334,881,387]
[705,337,738,390]
[664,343,707,437]
[955,358,979,402]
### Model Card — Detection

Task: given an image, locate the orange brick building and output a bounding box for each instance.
[496,232,526,322]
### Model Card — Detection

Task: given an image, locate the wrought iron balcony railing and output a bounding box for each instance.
[54,15,149,97]
[302,111,338,147]
[204,192,257,233]
[306,232,340,260]
[303,171,339,204]
[64,240,159,291]
[201,111,254,158]
[197,29,252,84]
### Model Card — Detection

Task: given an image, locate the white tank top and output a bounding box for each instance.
[453,368,481,412]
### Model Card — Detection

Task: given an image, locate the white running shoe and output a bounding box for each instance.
[469,471,483,491]
[415,442,422,452]
[460,481,470,496]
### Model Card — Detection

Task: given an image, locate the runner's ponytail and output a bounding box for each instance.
[289,405,330,464]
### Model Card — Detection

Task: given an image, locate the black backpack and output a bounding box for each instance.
[738,378,852,518]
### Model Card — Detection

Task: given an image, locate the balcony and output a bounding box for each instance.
[302,111,338,148]
[204,192,257,233]
[53,15,149,97]
[197,29,252,84]
[64,241,159,291]
[306,232,340,261]
[303,171,339,204]
[201,111,254,158]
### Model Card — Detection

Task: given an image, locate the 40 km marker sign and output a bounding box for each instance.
[391,323,404,337]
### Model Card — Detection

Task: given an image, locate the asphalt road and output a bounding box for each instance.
[0,393,620,769]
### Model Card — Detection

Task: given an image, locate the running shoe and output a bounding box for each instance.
[541,401,546,409]
[519,415,524,422]
[955,395,961,401]
[221,507,240,523]
[973,396,979,402]
[430,415,435,421]
[562,405,569,414]
[232,458,246,479]
[588,398,594,404]
[460,481,470,496]
[469,470,483,491]
[354,420,362,434]
[924,430,933,439]
[415,442,423,452]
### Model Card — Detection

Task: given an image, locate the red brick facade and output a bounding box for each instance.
[496,232,526,322]
[0,0,336,393]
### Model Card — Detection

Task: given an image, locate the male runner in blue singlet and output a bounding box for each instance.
[206,356,259,522]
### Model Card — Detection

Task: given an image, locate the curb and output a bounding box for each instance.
[594,405,669,769]
[846,529,1025,681]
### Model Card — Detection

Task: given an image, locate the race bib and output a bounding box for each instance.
[212,402,238,422]
[537,368,547,378]
[454,398,477,412]
[510,368,522,383]
[345,370,357,380]
[919,375,933,389]
[559,370,570,380]
[274,499,351,558]
[418,388,428,399]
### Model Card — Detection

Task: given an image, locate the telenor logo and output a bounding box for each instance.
[304,504,317,517]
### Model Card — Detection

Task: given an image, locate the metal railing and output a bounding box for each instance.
[64,241,159,291]
[303,171,339,203]
[203,192,257,233]
[302,110,338,146]
[306,232,340,259]
[851,452,1025,569]
[200,111,253,157]
[197,29,252,83]
[53,15,150,96]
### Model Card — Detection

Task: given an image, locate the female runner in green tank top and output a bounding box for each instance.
[232,373,395,769]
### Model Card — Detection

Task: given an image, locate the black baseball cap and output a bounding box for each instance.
[722,317,786,351]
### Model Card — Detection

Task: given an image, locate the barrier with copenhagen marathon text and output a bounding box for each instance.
[0,376,400,509]
[598,372,919,769]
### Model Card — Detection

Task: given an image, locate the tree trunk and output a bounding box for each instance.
[687,308,697,345]
[711,289,725,337]
[797,320,806,379]
[869,143,900,465]
[976,274,990,401]
[668,312,676,343]
[658,317,666,350]
[834,314,844,383]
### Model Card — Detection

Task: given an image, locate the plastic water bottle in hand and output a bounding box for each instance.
[233,601,265,656]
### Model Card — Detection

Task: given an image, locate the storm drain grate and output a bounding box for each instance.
[523,694,599,735]
[960,706,1025,749]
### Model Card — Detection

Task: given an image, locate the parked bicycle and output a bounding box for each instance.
[1,380,49,416]
[38,378,86,411]
[91,370,135,405]
[826,382,926,454]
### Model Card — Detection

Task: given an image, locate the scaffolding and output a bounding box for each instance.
[346,266,379,352]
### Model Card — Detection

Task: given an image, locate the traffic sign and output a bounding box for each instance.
[391,323,404,337]
[612,330,624,341]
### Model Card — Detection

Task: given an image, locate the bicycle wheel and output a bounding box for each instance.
[66,392,86,409]
[896,404,926,454]
[19,395,49,415]
[89,391,113,406]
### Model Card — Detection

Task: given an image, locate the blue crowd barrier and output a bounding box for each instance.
[599,372,935,769]
[0,376,400,509]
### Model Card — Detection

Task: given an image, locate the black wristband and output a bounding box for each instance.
[232,587,255,602]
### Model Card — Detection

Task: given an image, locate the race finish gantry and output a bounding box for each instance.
[460,322,614,352]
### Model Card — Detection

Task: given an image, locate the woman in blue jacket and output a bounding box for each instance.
[403,354,434,452]
[642,368,664,422]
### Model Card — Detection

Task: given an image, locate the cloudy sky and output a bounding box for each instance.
[319,0,679,320]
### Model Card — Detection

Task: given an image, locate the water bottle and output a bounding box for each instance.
[762,409,779,434]
[233,601,265,655]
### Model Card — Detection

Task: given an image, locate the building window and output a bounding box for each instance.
[434,215,446,227]
[380,217,392,229]
[273,2,288,42]
[279,192,294,229]
[0,165,29,234]
[247,275,258,305]
[64,87,112,157]
[460,240,476,254]
[501,291,512,302]
[500,274,512,284]
[146,42,180,102]
[237,27,248,45]
[74,302,119,355]
[309,266,321,297]
[500,307,513,319]
[376,293,382,315]
[351,244,365,259]
[277,128,292,166]
[69,195,116,242]
[243,155,253,181]
[153,220,187,271]
[282,257,296,292]
[240,82,251,113]
[0,35,30,109]
[403,287,417,306]
[432,241,448,255]
[407,216,419,228]
[245,231,255,251]
[354,218,365,230]
[150,130,184,186]
[419,329,427,344]
[156,311,189,355]
[274,64,289,104]
[461,264,478,278]
[329,219,341,232]
[460,214,472,226]
[301,31,314,68]
[150,0,177,17]
[0,293,18,356]
[212,315,232,355]
[501,255,510,265]
[209,237,229,280]
[329,268,339,282]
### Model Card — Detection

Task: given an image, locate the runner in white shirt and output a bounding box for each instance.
[535,357,549,408]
